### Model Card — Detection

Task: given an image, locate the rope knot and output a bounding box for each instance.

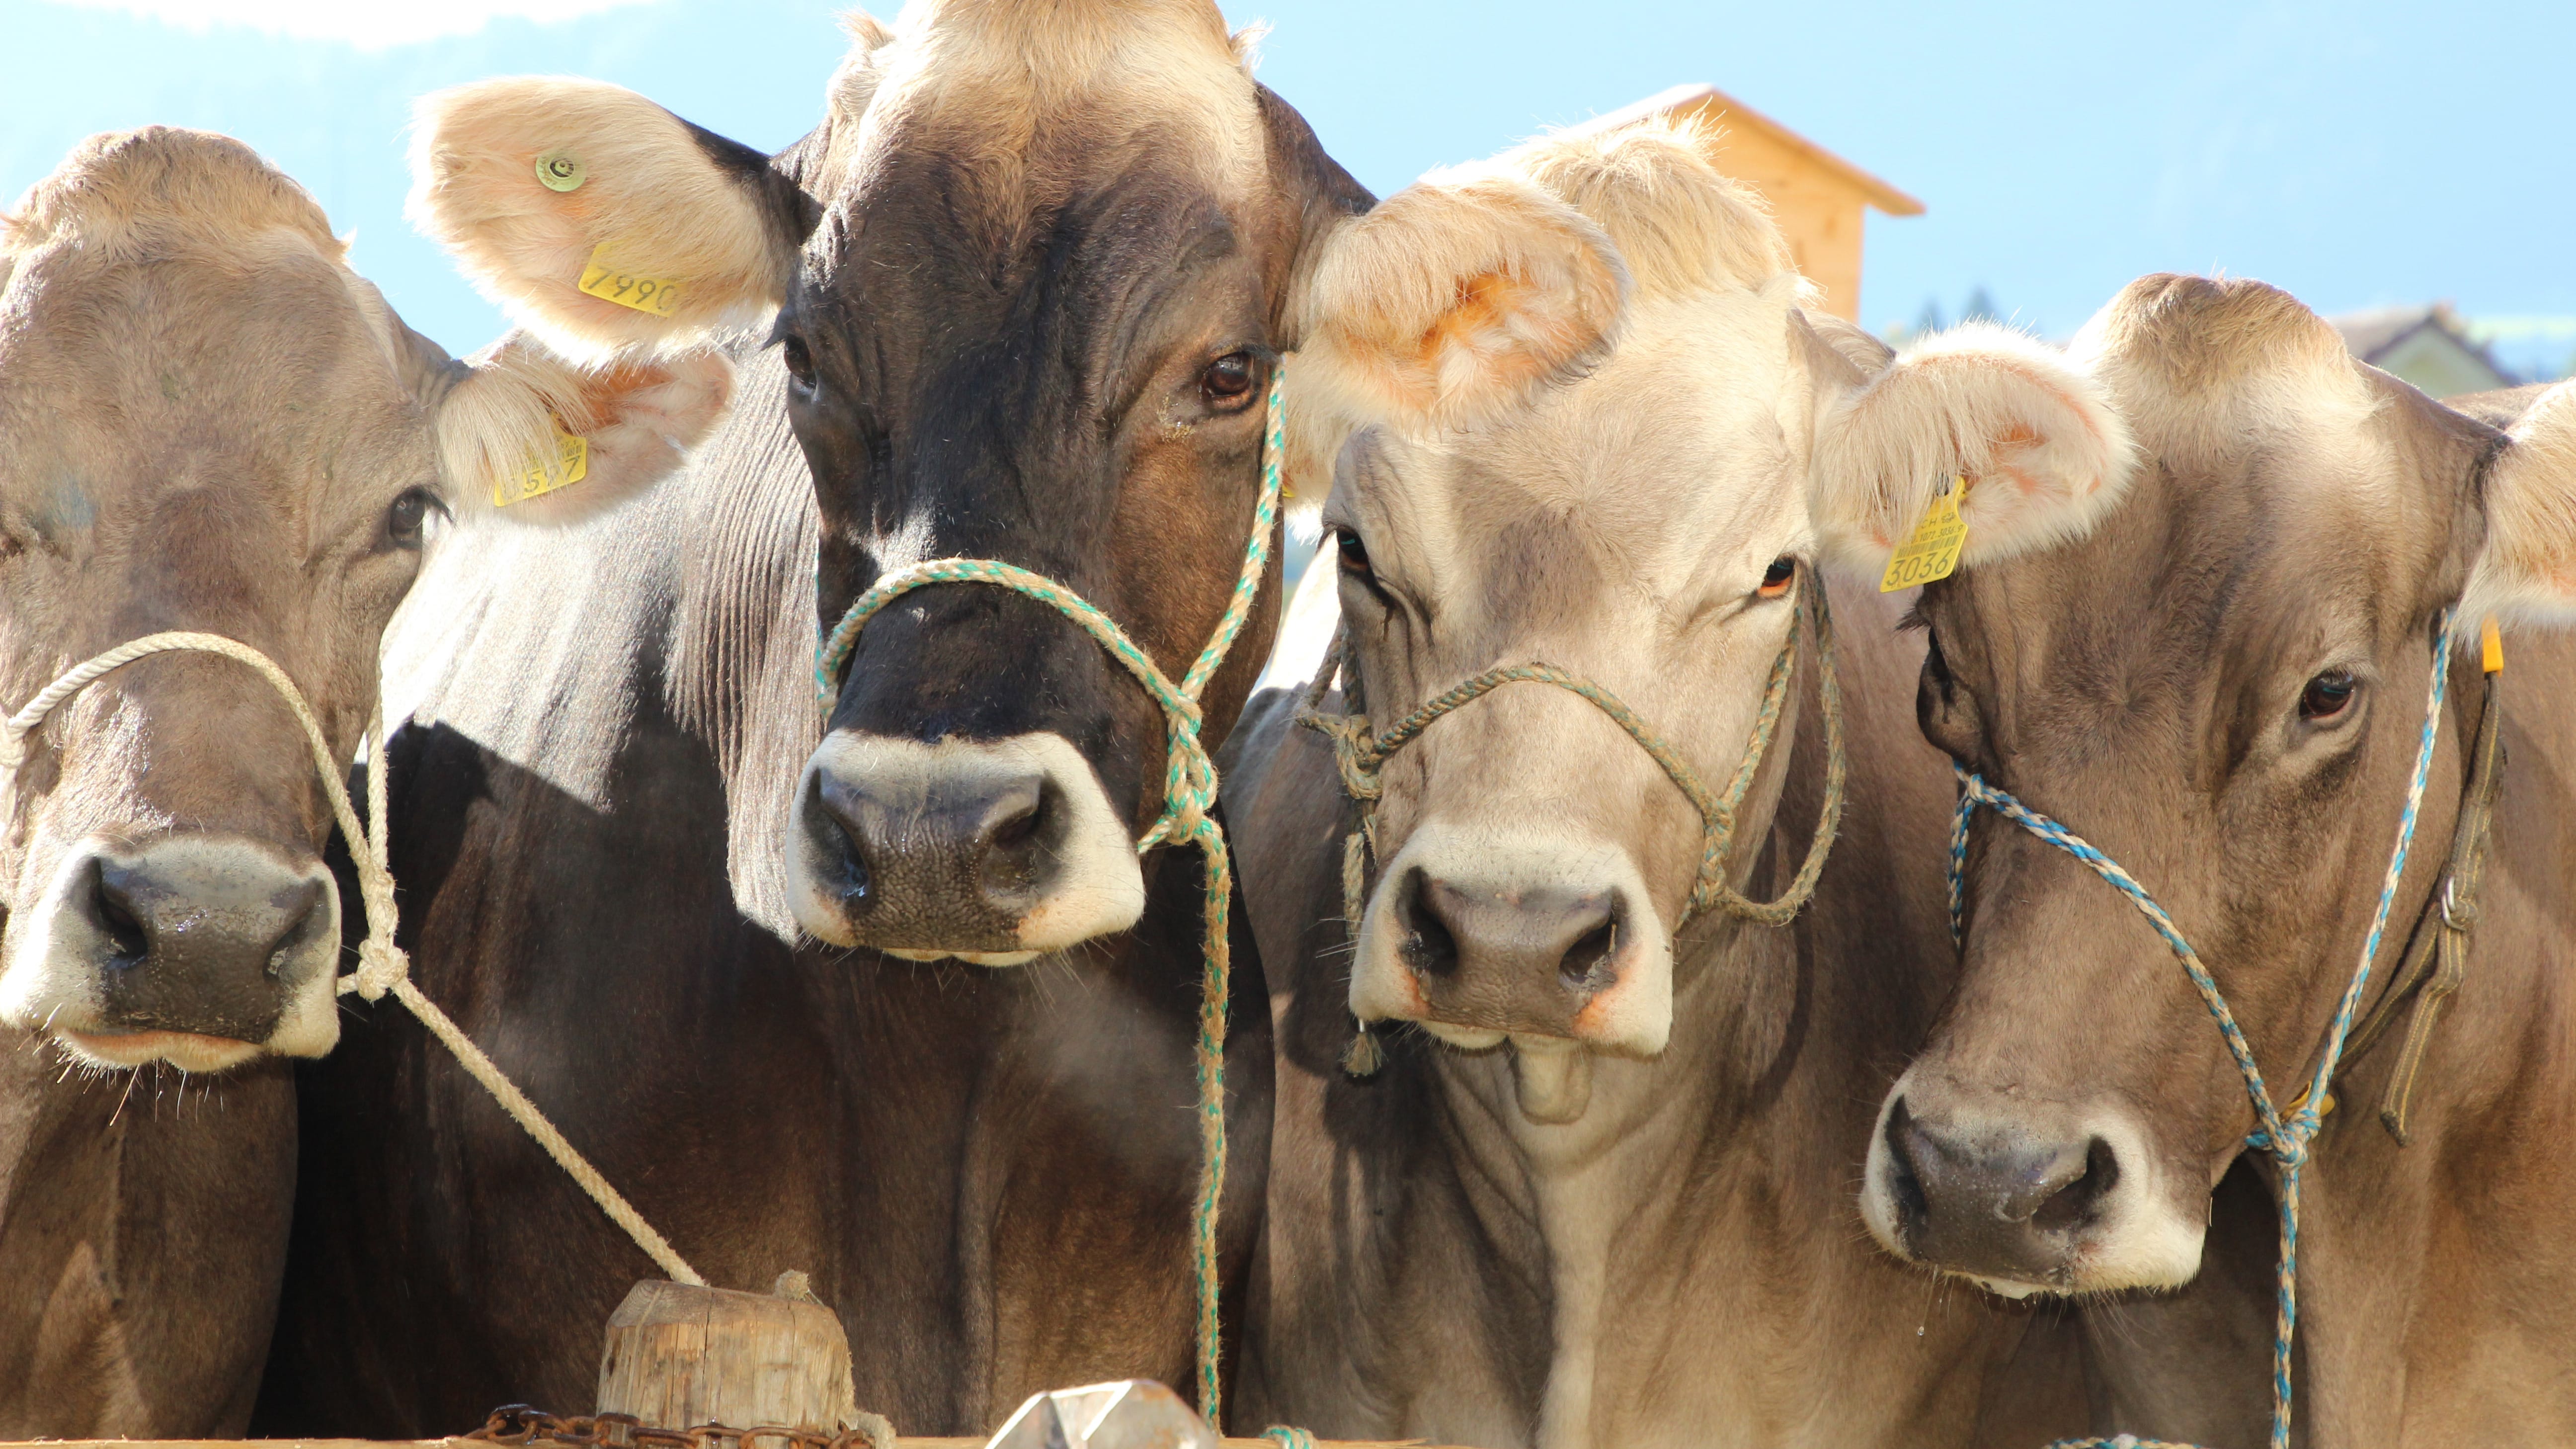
[1297,708,1384,801]
[351,938,411,1002]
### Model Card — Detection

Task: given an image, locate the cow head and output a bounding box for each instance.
[1822,274,2576,1295]
[406,1,1621,963]
[0,128,727,1072]
[1306,119,2113,1082]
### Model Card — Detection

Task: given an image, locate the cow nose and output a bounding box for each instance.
[1394,867,1626,1033]
[1879,1095,2121,1284]
[808,766,1055,920]
[75,845,329,1043]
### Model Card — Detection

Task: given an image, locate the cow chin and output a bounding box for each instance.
[0,835,345,1069]
[788,730,1146,962]
[1859,1066,2207,1296]
[1347,822,1675,1059]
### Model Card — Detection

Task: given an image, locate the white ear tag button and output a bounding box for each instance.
[1880,477,1968,593]
[535,152,585,191]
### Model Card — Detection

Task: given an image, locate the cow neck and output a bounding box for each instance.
[809,369,1287,1429]
[1947,609,2479,1449]
[1297,576,1849,1076]
[0,631,703,1289]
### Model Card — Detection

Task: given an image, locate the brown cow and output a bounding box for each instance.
[1828,274,2576,1443]
[1222,119,2191,1449]
[0,127,725,1434]
[261,1,1625,1435]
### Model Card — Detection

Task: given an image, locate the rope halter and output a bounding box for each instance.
[810,367,1289,1428]
[1297,574,1849,1073]
[1953,610,2458,1449]
[0,630,704,1288]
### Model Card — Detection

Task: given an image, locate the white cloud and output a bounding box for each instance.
[44,0,656,50]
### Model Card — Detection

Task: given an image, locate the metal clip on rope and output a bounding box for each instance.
[0,631,703,1286]
[813,368,1289,1428]
[1950,611,2460,1449]
[1297,576,1848,1076]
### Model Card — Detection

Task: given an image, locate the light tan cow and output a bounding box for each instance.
[0,127,724,1435]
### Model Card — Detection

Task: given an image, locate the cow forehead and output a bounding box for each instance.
[816,0,1261,237]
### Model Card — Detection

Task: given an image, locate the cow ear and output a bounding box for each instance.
[434,334,733,525]
[1291,171,1628,435]
[2462,380,2576,627]
[409,77,796,365]
[1807,323,2136,579]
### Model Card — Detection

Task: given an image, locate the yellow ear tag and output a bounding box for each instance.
[495,430,589,508]
[1879,477,1969,593]
[577,242,682,318]
[2481,614,2504,675]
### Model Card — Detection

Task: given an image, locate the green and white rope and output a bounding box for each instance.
[0,631,704,1286]
[813,369,1289,1426]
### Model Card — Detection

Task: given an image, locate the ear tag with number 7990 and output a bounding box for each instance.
[1879,478,1969,593]
[577,242,682,317]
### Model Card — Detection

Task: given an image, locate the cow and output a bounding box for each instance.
[259,1,1628,1435]
[1217,118,2257,1449]
[0,127,727,1436]
[1829,273,2576,1443]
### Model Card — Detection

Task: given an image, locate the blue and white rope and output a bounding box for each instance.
[1956,612,2455,1449]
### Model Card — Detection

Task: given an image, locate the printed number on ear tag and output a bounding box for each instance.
[1879,479,1968,593]
[496,430,589,508]
[577,242,682,318]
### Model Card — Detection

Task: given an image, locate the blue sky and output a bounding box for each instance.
[10,0,2573,376]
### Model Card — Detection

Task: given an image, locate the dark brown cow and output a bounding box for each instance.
[1221,121,2234,1449]
[0,128,723,1435]
[1831,274,2576,1443]
[262,1,1625,1435]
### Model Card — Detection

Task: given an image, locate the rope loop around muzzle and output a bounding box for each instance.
[810,369,1288,1429]
[1296,576,1848,1070]
[1955,610,2458,1449]
[0,631,705,1288]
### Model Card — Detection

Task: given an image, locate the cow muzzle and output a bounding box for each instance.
[1350,824,1673,1062]
[790,731,1146,962]
[1,834,344,1071]
[1861,1069,2204,1295]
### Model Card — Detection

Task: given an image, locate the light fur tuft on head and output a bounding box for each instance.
[409,78,785,365]
[4,126,341,263]
[1503,114,1795,301]
[1809,322,2138,575]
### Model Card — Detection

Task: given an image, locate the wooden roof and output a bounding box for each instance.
[1570,83,1925,217]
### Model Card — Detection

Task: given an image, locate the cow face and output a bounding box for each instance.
[1818,275,2576,1296]
[404,0,1621,963]
[0,128,727,1072]
[1316,121,2125,1077]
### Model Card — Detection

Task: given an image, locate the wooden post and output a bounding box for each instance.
[596,1274,858,1431]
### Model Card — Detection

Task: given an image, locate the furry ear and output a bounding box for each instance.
[435,333,733,525]
[409,77,792,365]
[1808,323,2136,579]
[1290,170,1627,436]
[2461,379,2576,628]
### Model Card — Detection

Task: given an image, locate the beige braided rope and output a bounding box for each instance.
[0,632,703,1286]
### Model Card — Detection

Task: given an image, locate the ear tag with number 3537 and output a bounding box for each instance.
[1880,478,1969,593]
[496,430,589,508]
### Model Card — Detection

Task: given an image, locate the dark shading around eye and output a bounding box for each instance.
[384,487,441,549]
[1333,526,1372,580]
[782,334,816,387]
[1202,351,1257,409]
[2300,670,2358,721]
[1759,556,1797,598]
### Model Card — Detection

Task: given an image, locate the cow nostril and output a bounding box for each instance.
[1559,915,1616,990]
[262,880,326,980]
[2030,1136,2121,1233]
[1397,867,1459,977]
[86,859,150,966]
[1883,1098,1932,1242]
[805,781,875,913]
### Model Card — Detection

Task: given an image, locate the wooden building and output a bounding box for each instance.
[1571,83,1922,322]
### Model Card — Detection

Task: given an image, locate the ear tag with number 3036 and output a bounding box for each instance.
[577,242,682,318]
[1879,477,1969,593]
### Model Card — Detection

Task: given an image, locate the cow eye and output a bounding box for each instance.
[2299,669,2358,721]
[383,487,441,549]
[782,335,816,388]
[1758,556,1797,599]
[1201,351,1258,409]
[1333,525,1373,581]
